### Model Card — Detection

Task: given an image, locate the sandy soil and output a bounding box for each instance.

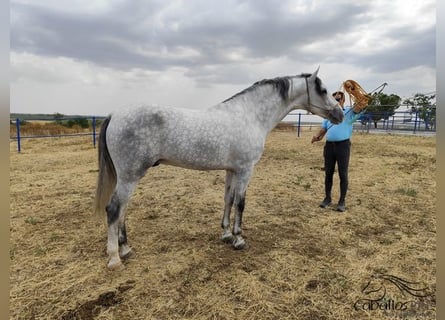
[10,130,436,319]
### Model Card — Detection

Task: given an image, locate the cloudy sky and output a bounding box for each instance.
[10,0,436,116]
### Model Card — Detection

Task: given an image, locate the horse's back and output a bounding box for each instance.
[106,104,264,172]
[109,104,227,139]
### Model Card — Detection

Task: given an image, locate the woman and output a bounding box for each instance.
[311,91,363,212]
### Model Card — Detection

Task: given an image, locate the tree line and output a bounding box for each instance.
[52,113,104,128]
[11,113,104,128]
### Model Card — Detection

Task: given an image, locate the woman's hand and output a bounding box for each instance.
[311,135,321,143]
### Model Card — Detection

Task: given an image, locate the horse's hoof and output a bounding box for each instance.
[119,246,133,260]
[221,232,234,244]
[107,258,124,271]
[233,237,246,250]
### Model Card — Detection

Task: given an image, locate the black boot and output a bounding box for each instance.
[319,197,332,208]
[336,201,346,212]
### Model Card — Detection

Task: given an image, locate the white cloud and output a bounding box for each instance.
[10,0,435,115]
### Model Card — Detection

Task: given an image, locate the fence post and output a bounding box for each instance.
[92,116,96,148]
[366,113,371,133]
[297,113,301,137]
[16,118,21,153]
[425,111,429,130]
[413,111,418,133]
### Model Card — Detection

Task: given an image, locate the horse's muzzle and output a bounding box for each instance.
[328,107,344,124]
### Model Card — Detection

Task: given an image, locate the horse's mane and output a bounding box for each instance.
[222,74,325,104]
[222,76,291,103]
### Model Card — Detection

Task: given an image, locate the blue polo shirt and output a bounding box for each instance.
[322,106,362,142]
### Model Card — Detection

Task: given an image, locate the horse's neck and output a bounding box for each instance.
[218,85,301,132]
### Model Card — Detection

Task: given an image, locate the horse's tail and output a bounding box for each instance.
[94,115,117,218]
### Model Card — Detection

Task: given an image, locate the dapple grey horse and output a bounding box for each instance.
[95,69,343,269]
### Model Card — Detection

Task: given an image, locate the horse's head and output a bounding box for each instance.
[292,68,344,124]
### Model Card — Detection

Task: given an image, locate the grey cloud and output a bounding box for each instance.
[11,1,370,70]
[155,1,371,62]
[11,2,165,69]
[350,26,436,73]
[11,0,435,86]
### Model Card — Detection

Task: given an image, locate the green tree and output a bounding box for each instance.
[403,93,436,130]
[359,93,401,128]
[53,112,64,125]
[66,118,90,128]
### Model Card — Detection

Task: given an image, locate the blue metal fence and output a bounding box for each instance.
[288,110,436,137]
[10,116,106,153]
[10,110,435,152]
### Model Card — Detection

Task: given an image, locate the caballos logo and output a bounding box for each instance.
[354,274,432,312]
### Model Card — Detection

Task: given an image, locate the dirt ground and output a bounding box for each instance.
[10,129,436,320]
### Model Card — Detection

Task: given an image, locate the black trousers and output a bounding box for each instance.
[323,139,351,203]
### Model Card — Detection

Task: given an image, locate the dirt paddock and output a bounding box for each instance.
[10,130,436,319]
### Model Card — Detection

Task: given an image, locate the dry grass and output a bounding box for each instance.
[10,130,435,319]
[10,121,92,137]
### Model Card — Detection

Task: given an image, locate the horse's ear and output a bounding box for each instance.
[309,66,320,81]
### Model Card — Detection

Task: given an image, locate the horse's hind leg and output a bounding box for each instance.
[232,166,254,250]
[221,170,236,243]
[106,180,137,270]
[118,209,132,259]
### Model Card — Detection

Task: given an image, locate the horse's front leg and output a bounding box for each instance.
[221,170,236,243]
[232,167,253,250]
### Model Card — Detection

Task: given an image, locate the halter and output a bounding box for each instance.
[305,76,311,109]
[304,76,331,112]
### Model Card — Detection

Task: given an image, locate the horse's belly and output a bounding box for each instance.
[159,150,230,171]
